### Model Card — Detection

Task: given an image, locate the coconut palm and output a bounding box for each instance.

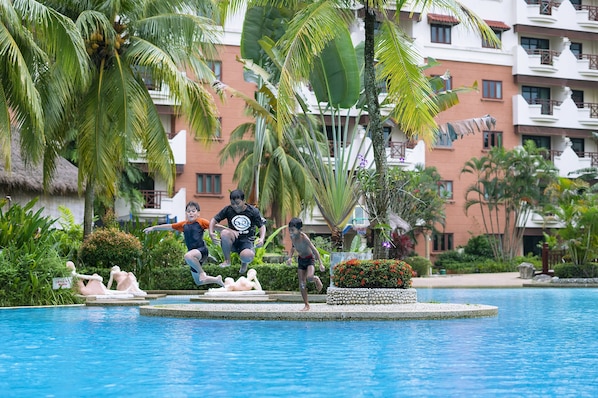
[0,0,89,170]
[37,0,222,235]
[222,0,498,257]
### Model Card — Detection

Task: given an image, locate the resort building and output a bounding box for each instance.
[117,0,597,262]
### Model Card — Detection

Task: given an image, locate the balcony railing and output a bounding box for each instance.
[524,48,560,65]
[577,102,598,118]
[575,4,598,22]
[525,98,562,115]
[525,0,560,15]
[141,190,168,209]
[548,150,598,167]
[579,53,598,69]
[388,141,417,159]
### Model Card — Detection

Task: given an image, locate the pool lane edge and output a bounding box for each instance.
[138,303,498,321]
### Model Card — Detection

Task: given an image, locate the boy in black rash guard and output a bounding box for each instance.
[144,201,225,287]
[209,189,266,274]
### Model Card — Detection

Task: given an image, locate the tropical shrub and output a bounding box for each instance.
[0,199,78,306]
[79,227,142,270]
[50,206,84,258]
[332,259,413,288]
[405,255,432,277]
[463,235,495,258]
[554,263,598,278]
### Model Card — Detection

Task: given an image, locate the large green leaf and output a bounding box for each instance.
[309,28,359,109]
[240,6,291,63]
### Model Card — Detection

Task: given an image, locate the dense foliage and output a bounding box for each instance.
[0,200,78,306]
[405,256,432,277]
[332,259,413,288]
[79,227,142,270]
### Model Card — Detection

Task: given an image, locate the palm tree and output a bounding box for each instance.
[38,0,222,235]
[223,0,498,257]
[462,142,559,261]
[0,0,89,170]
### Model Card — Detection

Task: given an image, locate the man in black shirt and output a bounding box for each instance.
[209,189,266,274]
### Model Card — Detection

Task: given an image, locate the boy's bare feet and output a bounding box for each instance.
[315,277,323,293]
[300,305,310,311]
[216,275,225,287]
[219,261,230,268]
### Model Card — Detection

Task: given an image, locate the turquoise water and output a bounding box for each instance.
[1,288,597,397]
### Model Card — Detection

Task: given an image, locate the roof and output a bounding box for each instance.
[427,13,460,25]
[0,129,81,194]
[484,20,511,31]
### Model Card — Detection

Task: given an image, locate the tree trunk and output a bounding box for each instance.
[83,180,94,238]
[364,7,388,259]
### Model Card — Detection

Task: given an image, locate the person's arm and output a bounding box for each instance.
[252,277,262,291]
[307,235,325,272]
[143,223,173,233]
[255,224,266,247]
[208,218,218,240]
[286,244,295,266]
[106,271,115,290]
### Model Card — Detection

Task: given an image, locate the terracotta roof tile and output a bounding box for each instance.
[484,20,511,31]
[427,13,460,25]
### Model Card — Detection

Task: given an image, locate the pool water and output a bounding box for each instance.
[1,289,597,397]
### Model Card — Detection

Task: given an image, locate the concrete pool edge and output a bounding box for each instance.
[138,302,498,321]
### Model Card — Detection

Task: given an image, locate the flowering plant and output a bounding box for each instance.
[332,259,413,288]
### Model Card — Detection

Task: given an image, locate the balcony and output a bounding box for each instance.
[550,148,598,177]
[387,140,425,168]
[115,188,187,223]
[517,0,598,32]
[513,45,598,80]
[513,94,598,128]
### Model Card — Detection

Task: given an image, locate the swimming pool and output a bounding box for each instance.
[1,288,596,397]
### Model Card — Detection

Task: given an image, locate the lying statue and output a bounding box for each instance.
[66,261,134,299]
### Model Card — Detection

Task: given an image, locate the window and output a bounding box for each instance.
[482,30,502,49]
[570,138,585,156]
[483,131,503,149]
[431,74,452,93]
[197,174,221,194]
[522,134,551,150]
[482,80,502,99]
[213,117,222,140]
[431,24,452,44]
[570,42,582,59]
[207,61,222,81]
[433,233,453,251]
[135,66,161,90]
[521,37,549,52]
[384,126,392,146]
[522,86,551,115]
[438,180,453,200]
[434,131,453,148]
[571,90,584,108]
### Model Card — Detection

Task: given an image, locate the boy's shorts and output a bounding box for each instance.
[297,255,315,271]
[232,239,254,254]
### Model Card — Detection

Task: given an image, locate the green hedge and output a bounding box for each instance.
[146,263,331,292]
[554,263,598,278]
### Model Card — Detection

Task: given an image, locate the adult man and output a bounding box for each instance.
[209,189,266,274]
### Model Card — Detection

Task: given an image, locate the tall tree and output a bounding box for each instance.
[0,0,89,169]
[224,0,498,257]
[461,142,559,261]
[39,0,222,235]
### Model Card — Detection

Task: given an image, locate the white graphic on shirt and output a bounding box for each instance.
[231,215,251,234]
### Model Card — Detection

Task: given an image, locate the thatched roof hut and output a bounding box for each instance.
[0,131,80,195]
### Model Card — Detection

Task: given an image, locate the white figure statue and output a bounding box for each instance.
[107,265,147,297]
[66,261,134,299]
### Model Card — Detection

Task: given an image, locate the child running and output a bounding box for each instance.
[286,217,325,311]
[144,201,225,288]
